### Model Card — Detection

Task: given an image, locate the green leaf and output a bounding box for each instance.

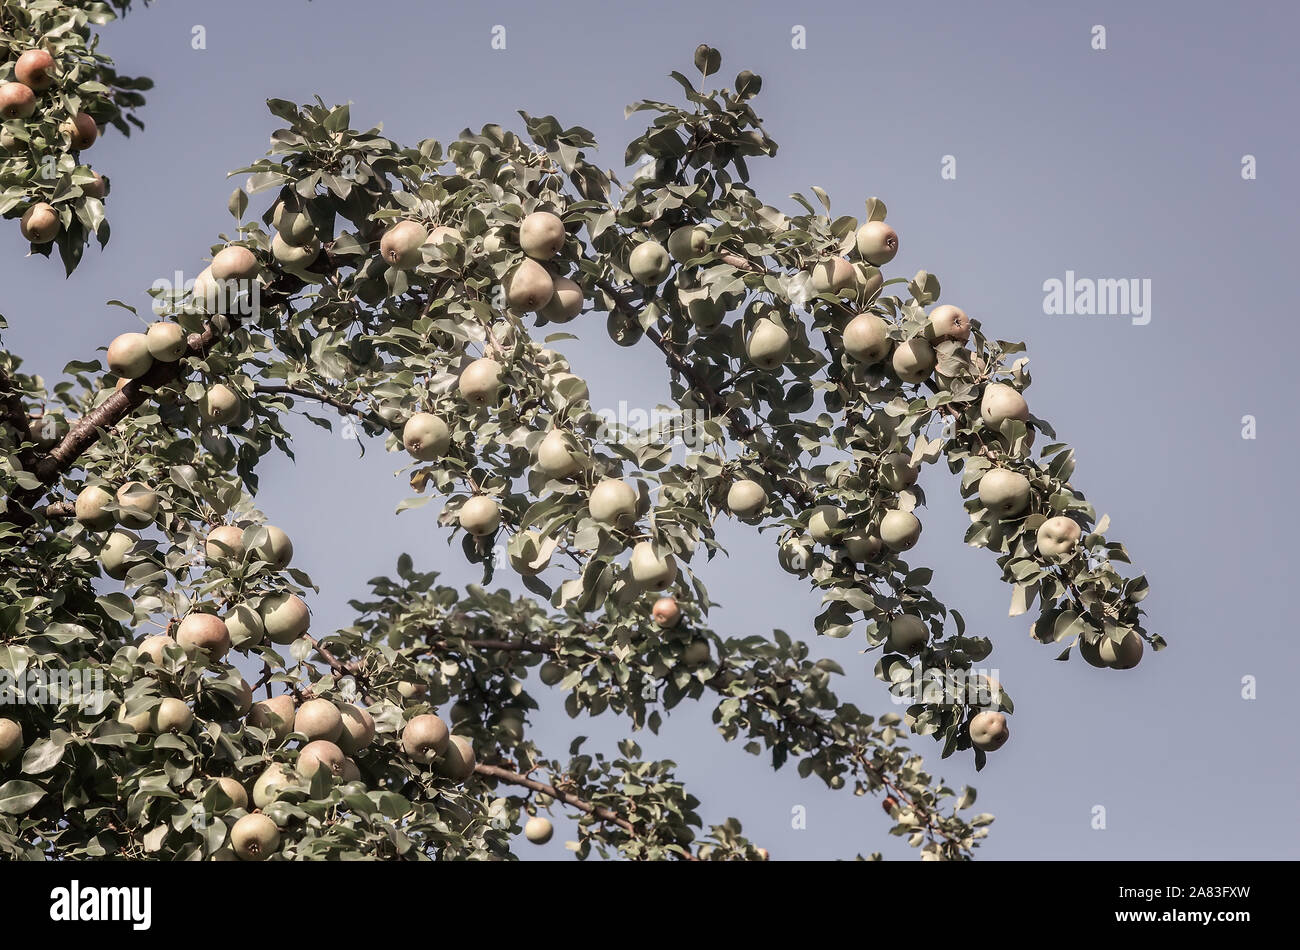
[0,780,45,814]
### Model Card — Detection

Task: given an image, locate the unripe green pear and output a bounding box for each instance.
[507,258,555,311]
[807,505,843,544]
[842,314,890,363]
[252,525,293,570]
[524,816,554,844]
[497,709,526,742]
[115,481,159,528]
[683,639,711,667]
[99,529,138,580]
[402,412,451,461]
[667,225,709,263]
[519,211,566,260]
[402,714,450,764]
[879,510,922,551]
[539,275,584,322]
[841,530,882,563]
[969,711,1009,752]
[437,734,477,783]
[1098,631,1144,670]
[62,112,98,150]
[252,762,294,808]
[726,479,767,519]
[746,319,791,370]
[878,453,918,491]
[810,258,855,296]
[928,305,971,343]
[0,719,23,764]
[980,383,1029,427]
[210,776,248,811]
[336,703,376,755]
[176,612,231,661]
[295,698,343,743]
[459,495,501,536]
[248,695,296,741]
[137,634,172,666]
[200,383,243,427]
[298,739,346,778]
[14,49,56,91]
[535,429,580,478]
[272,203,316,246]
[0,82,37,120]
[978,469,1031,518]
[225,604,264,650]
[1036,516,1081,558]
[210,245,259,282]
[380,220,427,269]
[886,614,929,654]
[107,333,154,380]
[891,338,935,383]
[152,697,193,734]
[588,478,637,526]
[399,681,429,701]
[231,812,280,861]
[628,240,671,285]
[271,232,319,268]
[145,322,187,362]
[778,537,813,576]
[205,524,245,562]
[855,220,898,265]
[652,595,682,628]
[459,357,503,408]
[260,592,310,644]
[630,541,677,588]
[851,263,884,302]
[75,485,115,530]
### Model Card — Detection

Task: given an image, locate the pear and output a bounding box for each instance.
[0,719,23,764]
[271,232,319,268]
[99,529,138,580]
[629,541,677,588]
[980,383,1029,427]
[248,695,296,741]
[807,505,843,544]
[14,49,56,91]
[841,530,882,563]
[535,429,580,478]
[426,225,463,248]
[210,777,248,811]
[928,305,970,343]
[63,112,98,150]
[19,202,59,243]
[200,383,243,426]
[190,267,225,313]
[1036,516,1081,558]
[891,338,935,383]
[539,275,584,322]
[855,220,899,266]
[506,258,555,311]
[152,697,193,734]
[652,595,681,628]
[115,481,159,528]
[231,813,280,861]
[746,319,791,370]
[136,634,172,667]
[879,510,922,551]
[336,703,376,755]
[878,452,918,491]
[886,614,929,654]
[968,711,1009,752]
[145,322,187,362]
[588,478,637,526]
[676,285,725,332]
[726,479,767,519]
[810,258,855,296]
[117,700,155,734]
[459,495,501,536]
[176,612,231,660]
[203,524,244,564]
[106,333,154,380]
[260,592,310,644]
[538,661,566,686]
[978,469,1031,518]
[1098,631,1144,670]
[629,241,671,285]
[667,225,709,263]
[437,735,477,783]
[0,82,36,119]
[459,358,503,407]
[380,220,427,269]
[74,485,115,530]
[82,172,107,200]
[1077,634,1109,669]
[402,412,451,460]
[683,639,711,667]
[298,739,346,778]
[402,714,450,764]
[524,816,554,844]
[225,604,265,650]
[251,762,294,808]
[210,245,259,282]
[272,203,315,246]
[295,699,343,743]
[519,211,566,259]
[251,525,294,569]
[842,314,890,363]
[778,537,813,576]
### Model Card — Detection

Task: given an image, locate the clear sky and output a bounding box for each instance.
[4,0,1298,859]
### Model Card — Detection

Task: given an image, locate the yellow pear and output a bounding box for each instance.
[231,813,280,861]
[980,383,1029,427]
[401,714,450,763]
[106,333,154,380]
[535,429,579,478]
[459,495,501,536]
[1098,631,1144,670]
[969,711,1009,752]
[74,485,115,530]
[459,358,503,408]
[380,220,427,269]
[294,699,343,743]
[588,478,637,526]
[145,322,187,362]
[176,612,231,660]
[20,202,59,243]
[524,816,554,844]
[855,220,898,265]
[928,305,970,343]
[629,240,671,285]
[210,245,259,282]
[978,469,1031,518]
[539,275,584,322]
[878,453,918,491]
[879,510,921,551]
[260,592,310,644]
[298,739,346,778]
[891,338,935,383]
[506,258,555,311]
[810,258,854,296]
[1036,516,1081,558]
[248,695,296,741]
[519,211,566,259]
[437,735,477,783]
[402,412,451,460]
[114,481,159,528]
[667,225,709,263]
[225,603,264,650]
[629,541,677,588]
[807,505,843,544]
[886,614,929,654]
[842,314,890,363]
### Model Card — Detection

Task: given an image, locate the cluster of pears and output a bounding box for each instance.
[203,522,311,647]
[73,479,165,580]
[190,244,261,314]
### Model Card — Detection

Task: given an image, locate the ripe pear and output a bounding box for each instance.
[978,469,1031,518]
[630,541,677,588]
[74,485,115,530]
[336,703,376,755]
[176,612,231,661]
[427,225,463,249]
[878,453,918,491]
[842,314,890,363]
[588,478,637,526]
[683,639,711,667]
[107,332,154,380]
[524,816,554,844]
[145,322,187,362]
[807,505,843,544]
[482,231,504,253]
[1098,631,1144,670]
[272,203,315,246]
[810,258,855,296]
[115,481,159,528]
[231,812,280,861]
[402,412,450,461]
[224,603,264,650]
[841,530,882,563]
[886,614,929,654]
[252,762,294,808]
[891,338,935,383]
[380,220,427,269]
[99,529,138,580]
[980,383,1029,427]
[19,202,59,243]
[506,258,555,311]
[259,592,310,644]
[667,225,709,263]
[190,267,223,313]
[205,524,246,562]
[726,479,767,519]
[969,711,1009,752]
[63,112,97,150]
[855,221,899,265]
[200,383,243,426]
[401,714,450,764]
[252,525,294,570]
[879,510,922,551]
[248,695,296,741]
[437,735,477,783]
[228,677,254,719]
[459,495,501,536]
[629,240,671,285]
[746,319,791,370]
[459,358,503,408]
[14,49,56,91]
[539,275,584,322]
[0,719,23,764]
[0,82,36,119]
[653,595,682,628]
[152,697,193,734]
[298,739,346,778]
[137,634,172,666]
[211,777,248,811]
[928,305,970,343]
[210,245,259,282]
[1036,516,1081,558]
[271,232,319,268]
[778,537,813,576]
[295,699,343,743]
[519,211,566,260]
[535,429,580,478]
[82,172,107,200]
